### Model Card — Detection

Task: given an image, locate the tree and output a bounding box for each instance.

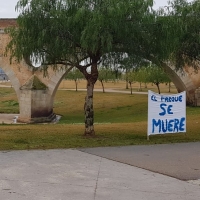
[145,64,171,94]
[119,55,149,90]
[167,0,200,70]
[115,0,199,98]
[98,67,115,93]
[126,70,137,94]
[66,68,84,91]
[145,0,200,70]
[6,0,154,135]
[135,66,149,91]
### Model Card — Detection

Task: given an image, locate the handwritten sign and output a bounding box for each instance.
[148,90,186,136]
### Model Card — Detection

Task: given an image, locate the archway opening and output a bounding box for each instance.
[0,68,19,123]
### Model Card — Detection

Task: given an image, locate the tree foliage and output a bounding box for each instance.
[7,0,155,65]
[6,0,155,135]
[150,0,200,69]
[170,0,200,69]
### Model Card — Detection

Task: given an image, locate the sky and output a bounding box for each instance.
[0,0,194,18]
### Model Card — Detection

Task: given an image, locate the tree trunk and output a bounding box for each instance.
[83,62,98,136]
[129,82,133,95]
[138,82,142,91]
[155,83,161,94]
[168,82,171,93]
[126,80,129,89]
[84,81,95,135]
[125,69,129,89]
[75,79,78,91]
[100,80,105,93]
[77,58,99,136]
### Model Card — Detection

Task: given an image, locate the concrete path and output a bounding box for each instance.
[0,146,200,200]
[0,114,19,124]
[61,88,148,95]
[79,142,200,181]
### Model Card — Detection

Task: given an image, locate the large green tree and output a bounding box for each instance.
[167,0,200,69]
[6,0,154,135]
[118,0,199,98]
[146,0,200,70]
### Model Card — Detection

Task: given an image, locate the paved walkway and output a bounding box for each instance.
[0,143,200,200]
[0,87,199,199]
[0,114,19,124]
[61,88,148,95]
[79,142,200,181]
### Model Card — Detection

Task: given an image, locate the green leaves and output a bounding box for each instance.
[7,0,155,68]
[9,0,200,72]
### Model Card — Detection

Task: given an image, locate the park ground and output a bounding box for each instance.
[0,79,200,150]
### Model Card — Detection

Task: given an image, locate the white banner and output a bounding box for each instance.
[148,90,186,136]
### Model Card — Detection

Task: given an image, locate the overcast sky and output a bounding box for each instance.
[0,0,193,18]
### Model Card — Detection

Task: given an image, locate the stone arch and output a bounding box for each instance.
[28,66,73,122]
[2,18,200,124]
[34,66,73,97]
[0,58,21,99]
[161,62,200,105]
[0,19,71,122]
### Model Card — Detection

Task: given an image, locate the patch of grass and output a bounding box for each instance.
[0,88,19,113]
[2,100,19,106]
[0,121,199,150]
[54,91,148,124]
[0,82,199,150]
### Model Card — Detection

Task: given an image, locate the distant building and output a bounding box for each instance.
[0,67,8,80]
